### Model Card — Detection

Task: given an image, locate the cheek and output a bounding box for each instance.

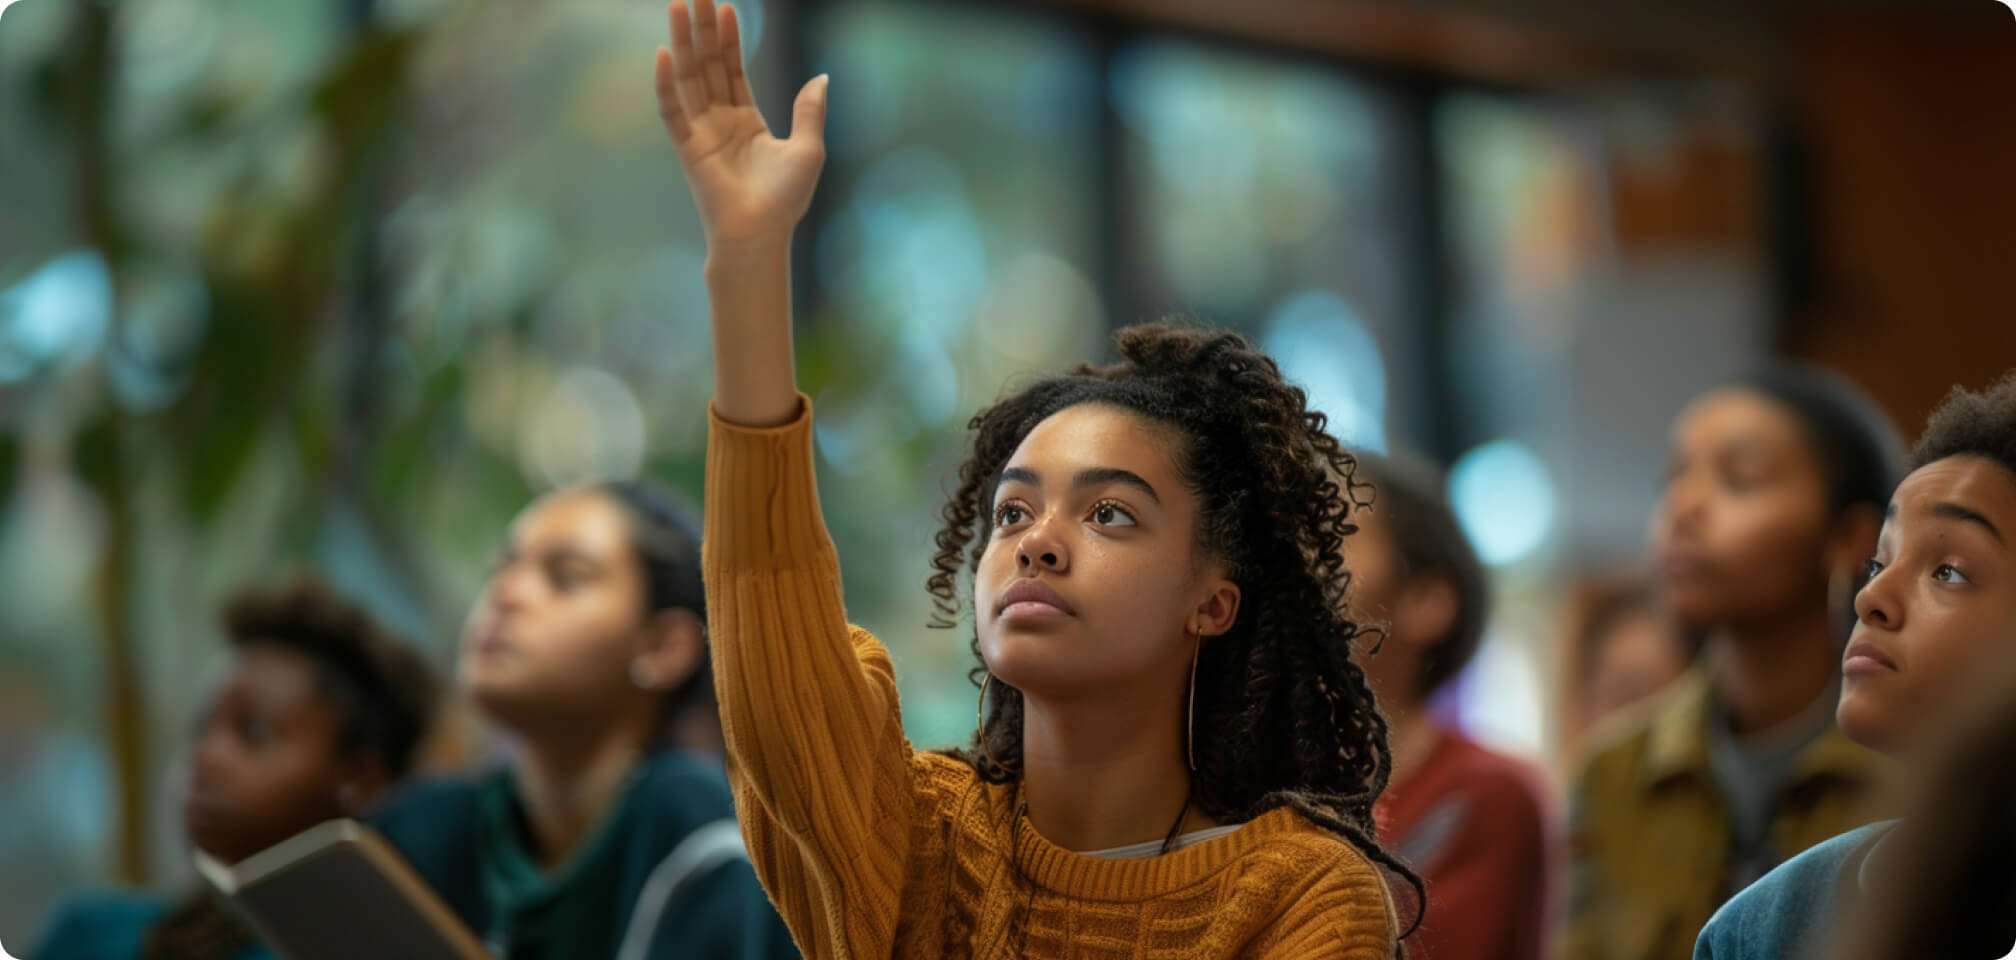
[1077,542,1191,635]
[974,538,1013,593]
[1903,602,2003,693]
[1714,500,1826,573]
[242,746,343,816]
[530,599,640,667]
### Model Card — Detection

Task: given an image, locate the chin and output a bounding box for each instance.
[463,676,538,726]
[1834,693,1893,753]
[981,627,1088,696]
[1663,591,1723,632]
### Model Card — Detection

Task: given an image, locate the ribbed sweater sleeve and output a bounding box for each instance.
[701,396,914,960]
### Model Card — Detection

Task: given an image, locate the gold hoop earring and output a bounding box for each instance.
[978,674,1001,769]
[1187,631,1200,772]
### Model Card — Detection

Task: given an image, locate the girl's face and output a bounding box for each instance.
[184,647,358,864]
[462,491,656,730]
[974,404,1239,703]
[1652,388,1843,630]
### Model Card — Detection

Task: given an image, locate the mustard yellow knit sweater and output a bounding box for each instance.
[702,398,1398,959]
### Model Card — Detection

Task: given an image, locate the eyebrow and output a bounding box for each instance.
[996,466,1162,504]
[1887,501,2006,543]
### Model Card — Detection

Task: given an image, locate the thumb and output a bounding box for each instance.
[789,74,829,150]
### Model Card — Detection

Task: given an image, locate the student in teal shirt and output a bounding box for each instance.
[371,481,795,960]
[1695,372,2016,960]
[33,579,439,960]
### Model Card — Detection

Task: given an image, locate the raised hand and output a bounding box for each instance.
[655,0,828,249]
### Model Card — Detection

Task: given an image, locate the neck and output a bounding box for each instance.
[511,714,652,870]
[1708,603,1840,736]
[1017,687,1216,853]
[1379,693,1443,788]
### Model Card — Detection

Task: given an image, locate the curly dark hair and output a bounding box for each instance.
[223,576,439,779]
[1353,452,1488,699]
[926,322,1422,930]
[1911,370,2016,477]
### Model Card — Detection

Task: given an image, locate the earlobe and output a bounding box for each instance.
[1395,576,1459,649]
[1192,580,1242,638]
[636,608,707,692]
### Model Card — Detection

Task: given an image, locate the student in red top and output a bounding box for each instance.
[1349,452,1558,960]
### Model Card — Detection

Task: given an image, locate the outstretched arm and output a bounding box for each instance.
[656,7,913,957]
[654,0,825,427]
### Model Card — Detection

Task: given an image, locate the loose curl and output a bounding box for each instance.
[927,322,1422,934]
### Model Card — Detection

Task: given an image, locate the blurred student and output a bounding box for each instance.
[33,579,438,960]
[1559,368,1902,960]
[1352,453,1556,960]
[370,481,796,960]
[1564,578,1695,758]
[1695,372,2016,959]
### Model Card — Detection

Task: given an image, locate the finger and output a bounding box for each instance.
[719,3,752,108]
[789,74,829,150]
[654,47,692,142]
[692,0,733,107]
[668,1,710,114]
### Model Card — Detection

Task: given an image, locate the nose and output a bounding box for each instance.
[188,720,229,792]
[487,560,533,615]
[1015,516,1068,573]
[1855,565,1901,631]
[1662,474,1707,536]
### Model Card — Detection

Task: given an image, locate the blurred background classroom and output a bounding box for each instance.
[0,0,2012,947]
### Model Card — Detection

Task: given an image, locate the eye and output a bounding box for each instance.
[1864,558,1885,580]
[240,714,274,750]
[1089,500,1137,527]
[1933,563,1970,585]
[993,501,1031,529]
[547,565,576,592]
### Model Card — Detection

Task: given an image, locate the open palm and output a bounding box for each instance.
[654,0,828,246]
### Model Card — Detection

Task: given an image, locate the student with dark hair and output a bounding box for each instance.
[369,481,795,960]
[33,578,439,960]
[1351,453,1555,960]
[653,2,1410,955]
[1560,367,1904,960]
[1694,371,2016,960]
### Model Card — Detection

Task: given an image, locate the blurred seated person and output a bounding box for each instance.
[1350,453,1556,960]
[33,578,439,960]
[1565,577,1695,759]
[1695,372,2016,960]
[1559,369,1903,960]
[369,482,796,960]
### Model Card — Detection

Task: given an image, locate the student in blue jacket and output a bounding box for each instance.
[34,579,439,960]
[370,480,796,960]
[1694,372,2016,960]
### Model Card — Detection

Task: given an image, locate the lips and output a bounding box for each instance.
[468,623,515,658]
[1843,641,1899,675]
[1658,546,1711,578]
[994,579,1076,619]
[182,794,231,837]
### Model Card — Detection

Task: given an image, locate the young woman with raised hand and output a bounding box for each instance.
[653,2,1412,956]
